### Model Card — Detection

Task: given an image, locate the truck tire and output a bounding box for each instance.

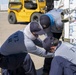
[8,12,17,24]
[31,13,42,22]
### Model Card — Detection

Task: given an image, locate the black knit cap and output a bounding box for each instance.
[30,22,45,35]
[40,15,51,29]
[43,37,54,51]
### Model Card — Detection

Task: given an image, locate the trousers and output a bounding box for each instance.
[1,53,36,75]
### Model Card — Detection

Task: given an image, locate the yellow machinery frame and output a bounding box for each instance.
[8,0,46,24]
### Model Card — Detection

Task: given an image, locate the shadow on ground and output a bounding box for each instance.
[10,22,29,25]
[17,22,29,25]
[36,67,43,75]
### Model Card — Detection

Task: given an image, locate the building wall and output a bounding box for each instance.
[0,0,8,10]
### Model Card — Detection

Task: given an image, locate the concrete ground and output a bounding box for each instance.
[0,12,45,75]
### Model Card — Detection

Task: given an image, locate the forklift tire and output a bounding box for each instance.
[31,13,42,22]
[8,12,17,24]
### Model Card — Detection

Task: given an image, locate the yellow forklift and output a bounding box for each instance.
[8,0,46,24]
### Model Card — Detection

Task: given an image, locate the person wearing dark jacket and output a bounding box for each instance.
[40,9,64,75]
[43,37,76,75]
[0,22,54,75]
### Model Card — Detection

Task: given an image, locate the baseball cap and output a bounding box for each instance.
[30,22,45,35]
[40,15,51,29]
[43,37,54,51]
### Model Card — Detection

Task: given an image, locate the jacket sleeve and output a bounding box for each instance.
[32,38,43,47]
[25,40,54,58]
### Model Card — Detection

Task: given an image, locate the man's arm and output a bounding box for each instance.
[25,40,54,58]
[33,38,43,47]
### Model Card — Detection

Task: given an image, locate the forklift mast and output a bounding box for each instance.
[46,0,54,11]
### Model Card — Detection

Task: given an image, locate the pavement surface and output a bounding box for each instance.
[0,12,45,75]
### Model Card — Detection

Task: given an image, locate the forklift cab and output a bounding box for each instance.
[24,0,37,9]
[8,0,46,24]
